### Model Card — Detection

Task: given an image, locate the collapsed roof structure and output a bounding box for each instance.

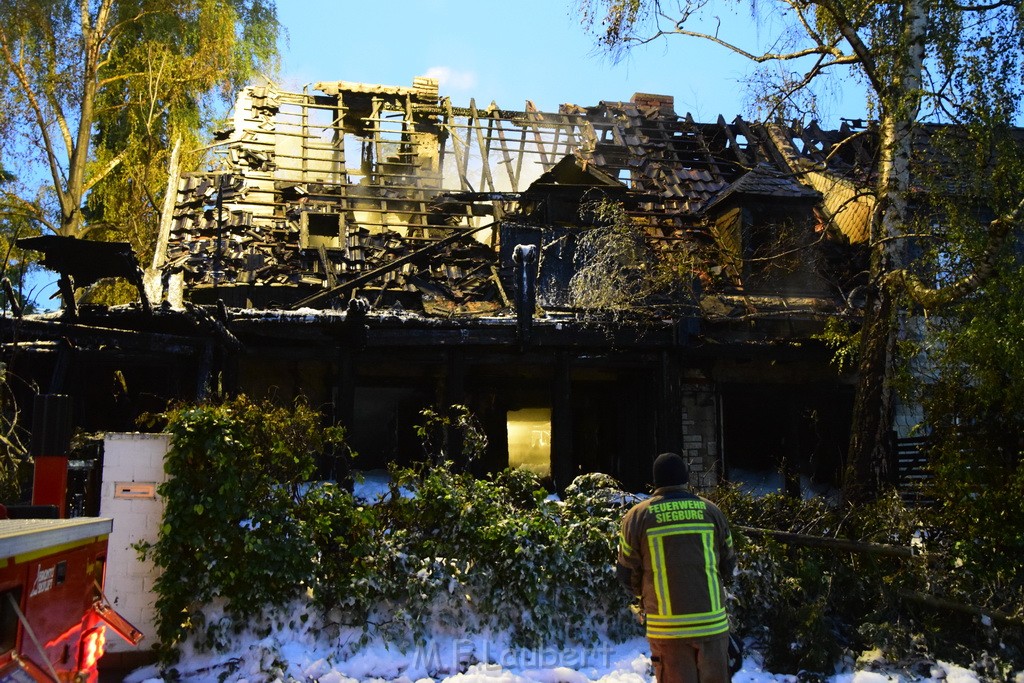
[148,79,872,315]
[6,76,885,500]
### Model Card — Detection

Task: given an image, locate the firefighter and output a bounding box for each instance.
[617,452,738,683]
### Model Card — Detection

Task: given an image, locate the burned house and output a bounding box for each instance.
[3,77,879,496]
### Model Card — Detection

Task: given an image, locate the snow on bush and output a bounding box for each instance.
[137,398,1024,682]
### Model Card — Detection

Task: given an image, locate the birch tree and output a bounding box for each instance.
[0,0,278,294]
[578,0,1024,501]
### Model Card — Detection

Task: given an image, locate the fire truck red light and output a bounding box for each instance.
[79,626,106,671]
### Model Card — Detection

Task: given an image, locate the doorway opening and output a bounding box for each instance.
[507,408,552,477]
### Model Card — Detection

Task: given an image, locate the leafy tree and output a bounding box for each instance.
[0,165,41,313]
[577,0,1024,501]
[914,256,1024,608]
[0,0,279,304]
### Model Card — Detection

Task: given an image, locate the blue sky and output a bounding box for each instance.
[273,0,867,123]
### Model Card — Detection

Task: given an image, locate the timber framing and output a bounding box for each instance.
[6,77,891,496]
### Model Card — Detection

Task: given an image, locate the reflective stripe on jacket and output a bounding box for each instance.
[617,486,736,639]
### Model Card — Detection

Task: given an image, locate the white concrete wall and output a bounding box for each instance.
[98,433,169,654]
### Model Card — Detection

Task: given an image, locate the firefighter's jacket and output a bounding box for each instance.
[617,485,736,639]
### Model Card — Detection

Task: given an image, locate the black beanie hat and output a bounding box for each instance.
[653,452,689,487]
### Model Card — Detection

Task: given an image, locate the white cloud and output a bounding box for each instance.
[423,66,478,93]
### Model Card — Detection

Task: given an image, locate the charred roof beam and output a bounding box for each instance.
[289,222,496,310]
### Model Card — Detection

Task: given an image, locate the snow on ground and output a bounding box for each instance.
[352,470,401,502]
[123,629,995,683]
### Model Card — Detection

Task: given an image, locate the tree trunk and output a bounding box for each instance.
[845,279,897,502]
[843,113,912,503]
[843,0,927,504]
[58,0,112,239]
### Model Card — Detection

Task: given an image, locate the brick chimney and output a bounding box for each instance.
[631,92,676,115]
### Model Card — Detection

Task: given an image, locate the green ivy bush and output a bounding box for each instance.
[310,463,640,650]
[137,396,348,656]
[144,398,1022,678]
[714,485,1022,678]
[144,399,640,664]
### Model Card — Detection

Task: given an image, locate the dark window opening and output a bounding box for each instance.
[350,386,434,469]
[742,210,819,294]
[721,386,850,498]
[300,212,342,249]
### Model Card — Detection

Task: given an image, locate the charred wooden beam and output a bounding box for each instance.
[513,244,537,348]
[184,303,243,353]
[18,235,152,316]
[289,222,495,310]
[0,315,220,355]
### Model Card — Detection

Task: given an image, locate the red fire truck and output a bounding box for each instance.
[0,518,143,682]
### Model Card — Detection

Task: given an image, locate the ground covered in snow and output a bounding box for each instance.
[124,630,1005,683]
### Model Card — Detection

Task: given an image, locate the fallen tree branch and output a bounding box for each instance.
[897,589,1024,628]
[737,525,919,558]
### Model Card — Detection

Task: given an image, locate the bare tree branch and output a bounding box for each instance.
[0,192,58,234]
[952,0,1019,9]
[813,0,886,95]
[639,23,853,64]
